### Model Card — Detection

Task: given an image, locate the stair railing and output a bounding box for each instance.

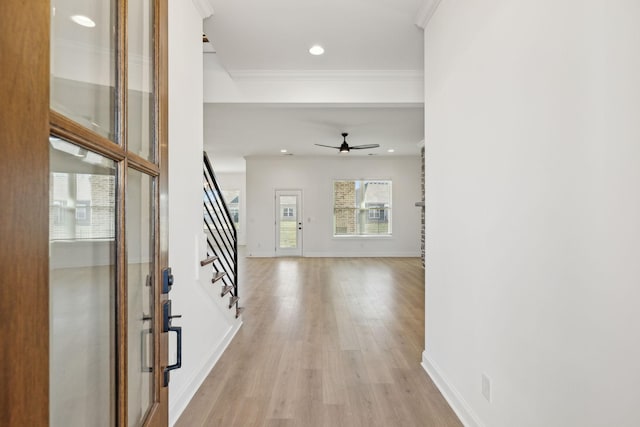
[202,152,242,318]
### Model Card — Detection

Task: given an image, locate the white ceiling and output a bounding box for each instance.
[202,0,426,172]
[205,0,425,71]
[205,104,424,172]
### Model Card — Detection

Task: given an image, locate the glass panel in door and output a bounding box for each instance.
[279,195,298,249]
[50,0,116,140]
[128,0,154,160]
[49,137,116,427]
[126,169,155,426]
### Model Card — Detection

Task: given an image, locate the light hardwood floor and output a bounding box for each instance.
[176,256,461,427]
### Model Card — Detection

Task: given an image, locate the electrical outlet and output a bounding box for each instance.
[482,374,491,402]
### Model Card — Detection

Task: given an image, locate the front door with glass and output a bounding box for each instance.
[48,0,170,425]
[275,190,303,256]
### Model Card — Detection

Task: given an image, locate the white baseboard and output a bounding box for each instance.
[421,351,485,427]
[247,251,420,258]
[169,321,243,426]
[246,250,420,258]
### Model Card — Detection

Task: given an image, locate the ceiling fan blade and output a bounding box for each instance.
[349,144,380,150]
[314,144,341,149]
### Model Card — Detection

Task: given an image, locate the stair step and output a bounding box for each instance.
[228,295,239,308]
[200,256,218,267]
[221,285,233,297]
[211,271,226,283]
[235,307,245,319]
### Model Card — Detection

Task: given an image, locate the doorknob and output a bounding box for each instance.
[162,300,182,387]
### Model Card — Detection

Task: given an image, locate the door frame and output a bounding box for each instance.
[275,190,303,257]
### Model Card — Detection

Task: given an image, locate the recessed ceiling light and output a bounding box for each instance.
[387,149,395,153]
[280,149,288,153]
[71,15,96,28]
[309,45,325,56]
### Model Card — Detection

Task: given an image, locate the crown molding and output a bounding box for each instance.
[415,0,442,29]
[227,69,424,82]
[192,0,215,19]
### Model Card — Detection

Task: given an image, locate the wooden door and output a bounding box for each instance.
[1,0,170,425]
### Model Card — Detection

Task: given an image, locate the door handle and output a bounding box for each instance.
[162,300,182,386]
[142,313,153,373]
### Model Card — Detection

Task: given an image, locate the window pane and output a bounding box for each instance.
[49,137,116,427]
[126,169,155,427]
[128,0,154,160]
[51,0,116,140]
[279,195,297,248]
[221,189,240,231]
[333,180,392,236]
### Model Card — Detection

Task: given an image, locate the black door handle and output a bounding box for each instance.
[163,325,182,387]
[162,300,182,386]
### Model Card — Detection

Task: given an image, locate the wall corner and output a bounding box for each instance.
[415,0,442,29]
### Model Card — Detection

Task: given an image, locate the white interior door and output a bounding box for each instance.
[275,190,302,256]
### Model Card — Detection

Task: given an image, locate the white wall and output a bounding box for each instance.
[168,2,240,425]
[213,170,247,246]
[246,155,421,257]
[203,54,424,104]
[422,1,640,427]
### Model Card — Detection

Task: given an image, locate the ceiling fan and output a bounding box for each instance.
[315,133,380,153]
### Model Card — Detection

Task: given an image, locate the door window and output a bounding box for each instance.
[49,138,117,427]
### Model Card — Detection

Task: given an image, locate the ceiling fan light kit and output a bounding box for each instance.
[315,132,380,154]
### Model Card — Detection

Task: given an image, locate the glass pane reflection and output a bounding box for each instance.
[49,136,116,427]
[128,0,154,160]
[126,169,155,426]
[50,0,116,140]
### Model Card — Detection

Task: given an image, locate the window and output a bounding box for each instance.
[49,172,116,241]
[52,200,67,225]
[333,180,392,236]
[368,205,385,220]
[282,207,294,218]
[204,188,240,231]
[221,189,240,231]
[75,200,91,225]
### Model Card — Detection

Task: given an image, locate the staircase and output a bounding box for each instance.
[202,152,243,318]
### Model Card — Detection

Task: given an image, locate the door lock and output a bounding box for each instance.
[162,267,174,294]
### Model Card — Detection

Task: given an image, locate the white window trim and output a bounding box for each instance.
[331,178,393,238]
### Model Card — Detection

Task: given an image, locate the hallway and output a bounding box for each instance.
[177,256,461,426]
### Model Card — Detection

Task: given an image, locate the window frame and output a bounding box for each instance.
[332,179,392,238]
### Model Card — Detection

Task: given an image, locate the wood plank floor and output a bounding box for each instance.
[176,256,461,427]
